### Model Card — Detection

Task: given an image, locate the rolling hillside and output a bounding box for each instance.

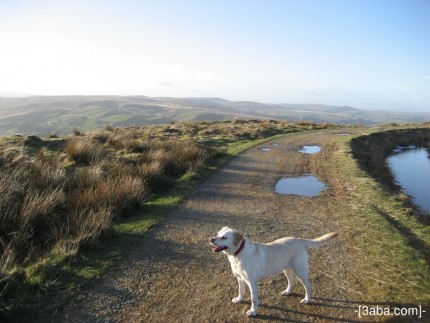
[0,95,429,135]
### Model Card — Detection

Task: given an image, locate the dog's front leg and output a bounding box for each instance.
[232,278,246,304]
[246,281,259,317]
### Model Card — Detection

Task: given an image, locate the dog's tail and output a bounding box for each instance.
[305,232,338,248]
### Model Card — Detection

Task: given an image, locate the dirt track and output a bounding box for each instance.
[61,130,376,322]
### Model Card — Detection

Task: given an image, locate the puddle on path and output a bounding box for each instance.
[275,175,327,197]
[261,148,271,151]
[299,145,321,154]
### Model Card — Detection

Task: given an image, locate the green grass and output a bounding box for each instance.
[49,105,124,132]
[322,132,430,305]
[100,115,132,123]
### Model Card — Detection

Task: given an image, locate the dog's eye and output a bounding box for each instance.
[221,236,227,240]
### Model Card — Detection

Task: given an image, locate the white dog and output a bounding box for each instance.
[210,227,337,317]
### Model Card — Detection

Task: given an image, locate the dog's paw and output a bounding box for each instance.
[232,297,243,304]
[246,309,257,317]
[300,298,310,304]
[281,289,292,296]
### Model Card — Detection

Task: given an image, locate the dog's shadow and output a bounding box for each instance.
[251,295,427,322]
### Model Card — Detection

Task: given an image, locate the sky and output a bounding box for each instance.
[0,0,429,112]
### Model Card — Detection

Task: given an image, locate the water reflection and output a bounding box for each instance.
[275,175,327,197]
[299,146,321,154]
[387,147,430,214]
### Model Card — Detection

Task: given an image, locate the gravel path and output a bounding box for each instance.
[61,130,373,322]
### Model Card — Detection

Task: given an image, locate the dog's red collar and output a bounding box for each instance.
[234,239,245,256]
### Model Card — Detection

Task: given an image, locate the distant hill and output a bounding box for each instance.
[0,95,429,135]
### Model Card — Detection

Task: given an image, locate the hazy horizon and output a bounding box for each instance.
[1,0,429,112]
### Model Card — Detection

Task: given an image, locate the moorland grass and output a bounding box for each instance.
[1,119,327,320]
[1,121,429,320]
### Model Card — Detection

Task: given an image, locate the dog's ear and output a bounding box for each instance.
[232,230,243,246]
[221,226,231,233]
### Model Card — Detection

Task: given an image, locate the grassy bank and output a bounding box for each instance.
[319,126,430,308]
[350,127,430,191]
[0,120,333,320]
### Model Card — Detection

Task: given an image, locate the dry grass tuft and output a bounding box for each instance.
[0,119,330,271]
[0,155,66,268]
[65,138,106,165]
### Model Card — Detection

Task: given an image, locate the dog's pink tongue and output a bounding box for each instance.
[211,245,227,252]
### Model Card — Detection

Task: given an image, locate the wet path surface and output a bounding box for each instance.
[61,130,374,322]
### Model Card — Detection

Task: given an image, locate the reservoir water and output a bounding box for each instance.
[387,147,430,214]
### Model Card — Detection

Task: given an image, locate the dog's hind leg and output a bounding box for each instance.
[232,278,246,304]
[292,255,312,304]
[294,264,311,304]
[281,269,295,296]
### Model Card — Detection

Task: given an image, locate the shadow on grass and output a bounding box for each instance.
[257,295,429,322]
[371,204,430,267]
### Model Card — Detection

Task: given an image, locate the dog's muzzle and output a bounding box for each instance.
[211,245,228,252]
[210,237,228,252]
